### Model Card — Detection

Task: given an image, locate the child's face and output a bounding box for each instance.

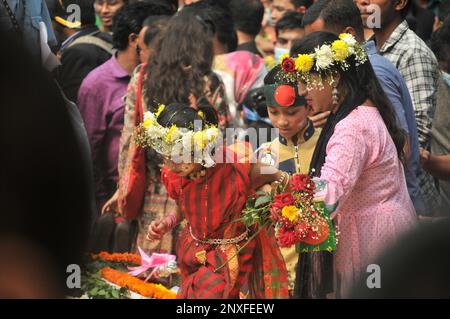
[164,158,202,177]
[267,105,310,140]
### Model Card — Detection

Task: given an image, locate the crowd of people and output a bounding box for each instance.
[1,0,450,298]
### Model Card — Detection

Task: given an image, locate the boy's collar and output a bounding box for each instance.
[279,121,315,146]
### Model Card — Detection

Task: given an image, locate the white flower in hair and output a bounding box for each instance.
[314,44,334,71]
[339,33,357,54]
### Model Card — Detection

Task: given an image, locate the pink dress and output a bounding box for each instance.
[318,106,417,297]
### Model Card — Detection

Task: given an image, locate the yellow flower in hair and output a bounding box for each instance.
[279,52,290,64]
[165,125,179,143]
[193,130,208,149]
[295,54,314,73]
[198,111,205,119]
[281,205,299,222]
[143,118,152,129]
[331,40,350,61]
[155,104,166,118]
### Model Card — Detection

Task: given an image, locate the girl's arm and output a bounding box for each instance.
[249,162,288,191]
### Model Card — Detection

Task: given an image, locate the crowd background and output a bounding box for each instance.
[0,0,449,298]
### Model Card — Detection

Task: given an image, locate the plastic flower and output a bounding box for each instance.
[331,40,350,61]
[295,54,314,73]
[155,104,166,118]
[281,205,299,222]
[314,44,334,70]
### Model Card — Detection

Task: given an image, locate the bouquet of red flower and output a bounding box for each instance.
[242,173,336,252]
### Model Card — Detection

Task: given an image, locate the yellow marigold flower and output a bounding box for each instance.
[165,125,178,143]
[279,52,290,64]
[155,104,166,118]
[143,119,152,128]
[281,205,299,222]
[295,54,314,73]
[332,40,350,61]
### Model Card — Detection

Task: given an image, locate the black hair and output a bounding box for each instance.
[55,0,96,26]
[187,0,238,53]
[157,103,218,129]
[291,0,314,8]
[112,1,174,50]
[264,65,281,85]
[291,32,406,161]
[400,0,413,19]
[145,9,214,109]
[230,0,264,36]
[142,15,170,46]
[302,0,364,41]
[430,16,450,73]
[275,11,304,37]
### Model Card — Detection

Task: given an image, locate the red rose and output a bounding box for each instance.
[281,57,296,73]
[290,174,316,193]
[277,227,298,247]
[271,193,296,211]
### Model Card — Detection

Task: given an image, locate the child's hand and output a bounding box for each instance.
[146,219,168,241]
[257,184,273,193]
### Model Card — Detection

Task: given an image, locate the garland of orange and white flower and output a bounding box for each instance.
[92,252,141,265]
[134,104,221,167]
[101,267,177,299]
[278,33,368,88]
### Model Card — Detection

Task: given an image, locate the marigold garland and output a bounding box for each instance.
[92,252,141,265]
[101,267,177,299]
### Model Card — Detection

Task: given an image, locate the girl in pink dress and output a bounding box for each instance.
[290,32,418,298]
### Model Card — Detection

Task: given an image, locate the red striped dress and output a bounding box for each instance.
[161,149,289,299]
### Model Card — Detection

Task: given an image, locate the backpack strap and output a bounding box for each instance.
[68,31,114,54]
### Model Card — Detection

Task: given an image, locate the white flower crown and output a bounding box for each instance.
[134,104,221,167]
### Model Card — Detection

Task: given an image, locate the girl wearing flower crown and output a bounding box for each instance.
[143,103,289,299]
[283,32,417,298]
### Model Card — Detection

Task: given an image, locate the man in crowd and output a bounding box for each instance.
[271,0,313,25]
[274,11,304,61]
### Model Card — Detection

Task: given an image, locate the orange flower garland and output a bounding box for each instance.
[92,252,141,265]
[101,267,177,299]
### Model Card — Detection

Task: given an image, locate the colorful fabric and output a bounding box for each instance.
[257,125,320,293]
[317,106,418,298]
[161,147,288,299]
[213,51,267,126]
[118,64,175,255]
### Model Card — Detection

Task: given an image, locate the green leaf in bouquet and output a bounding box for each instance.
[255,190,268,197]
[89,287,99,296]
[254,195,271,208]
